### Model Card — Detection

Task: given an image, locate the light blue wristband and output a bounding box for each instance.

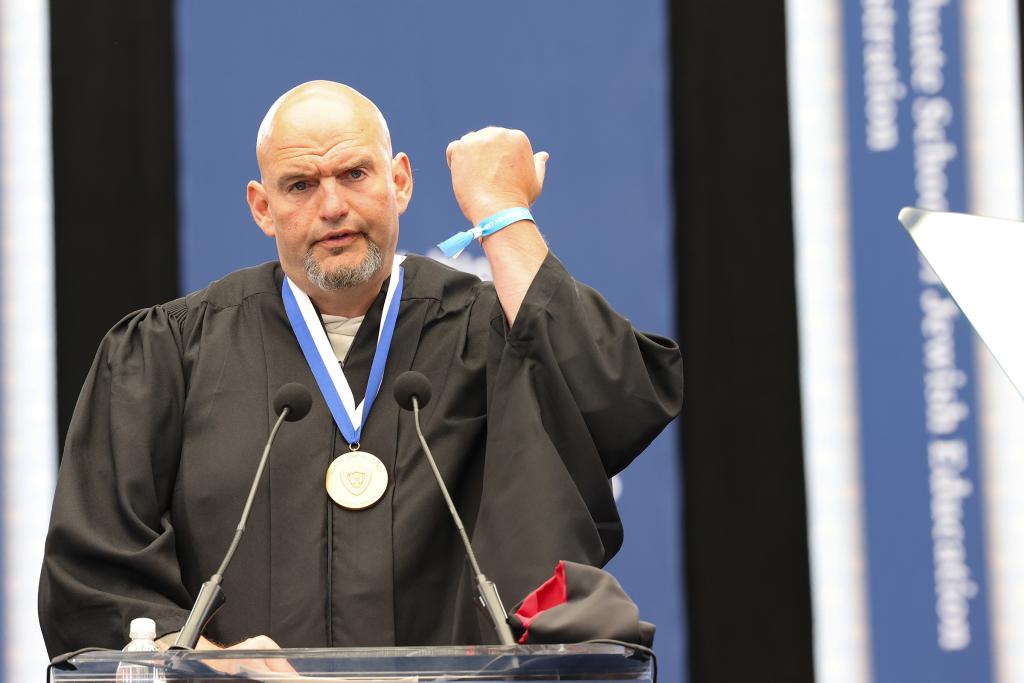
[437,207,535,258]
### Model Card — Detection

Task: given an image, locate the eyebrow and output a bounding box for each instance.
[275,155,378,190]
[341,154,377,171]
[277,172,311,190]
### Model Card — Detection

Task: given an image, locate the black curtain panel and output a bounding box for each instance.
[50,0,179,451]
[670,1,816,681]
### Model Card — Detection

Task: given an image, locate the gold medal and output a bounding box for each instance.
[326,449,388,509]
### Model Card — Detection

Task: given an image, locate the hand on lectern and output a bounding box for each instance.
[195,633,297,675]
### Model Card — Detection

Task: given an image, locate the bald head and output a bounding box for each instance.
[245,80,413,315]
[255,81,392,176]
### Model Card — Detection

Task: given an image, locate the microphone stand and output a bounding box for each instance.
[171,406,292,650]
[411,397,516,646]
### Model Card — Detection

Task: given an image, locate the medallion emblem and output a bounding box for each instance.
[344,470,370,496]
[326,450,388,509]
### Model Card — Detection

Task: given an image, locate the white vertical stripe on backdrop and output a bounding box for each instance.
[785,1,872,682]
[962,1,1024,681]
[0,0,57,678]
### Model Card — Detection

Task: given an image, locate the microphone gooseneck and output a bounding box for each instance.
[393,371,516,646]
[172,383,313,650]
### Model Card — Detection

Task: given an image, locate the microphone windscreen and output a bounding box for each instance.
[273,383,313,421]
[393,371,432,410]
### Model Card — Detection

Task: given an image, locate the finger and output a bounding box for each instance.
[195,636,221,651]
[534,151,549,187]
[230,635,280,650]
[265,656,299,674]
[253,635,280,649]
[445,141,456,168]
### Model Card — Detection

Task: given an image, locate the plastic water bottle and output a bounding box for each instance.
[116,618,165,683]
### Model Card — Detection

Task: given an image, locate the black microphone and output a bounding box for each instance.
[393,371,515,646]
[393,370,432,411]
[273,382,313,421]
[172,383,313,650]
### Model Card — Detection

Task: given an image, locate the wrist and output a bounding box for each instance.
[479,217,538,246]
[437,207,535,259]
[463,197,530,227]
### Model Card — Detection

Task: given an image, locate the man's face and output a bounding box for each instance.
[247,93,412,295]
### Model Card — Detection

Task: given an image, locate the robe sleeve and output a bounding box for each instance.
[504,252,683,475]
[39,305,194,657]
[476,252,682,575]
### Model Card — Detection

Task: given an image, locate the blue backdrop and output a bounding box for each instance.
[175,2,684,679]
[841,0,992,679]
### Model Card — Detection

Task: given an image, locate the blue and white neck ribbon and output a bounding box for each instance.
[437,207,534,258]
[281,255,405,446]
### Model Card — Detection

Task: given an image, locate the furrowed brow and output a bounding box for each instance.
[277,172,311,190]
[342,154,377,171]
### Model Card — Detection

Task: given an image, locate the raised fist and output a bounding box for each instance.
[446,127,549,226]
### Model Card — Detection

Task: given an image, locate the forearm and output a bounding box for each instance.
[445,126,550,326]
[481,219,548,325]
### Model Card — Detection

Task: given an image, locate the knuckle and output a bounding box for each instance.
[242,635,271,648]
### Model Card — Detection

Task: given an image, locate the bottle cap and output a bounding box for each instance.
[129,617,156,640]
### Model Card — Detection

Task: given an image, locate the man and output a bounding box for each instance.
[39,81,682,656]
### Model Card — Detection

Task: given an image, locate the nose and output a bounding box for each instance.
[318,178,350,223]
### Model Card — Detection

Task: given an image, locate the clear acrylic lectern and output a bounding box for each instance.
[49,643,653,681]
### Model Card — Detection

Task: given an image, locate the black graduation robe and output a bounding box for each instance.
[38,252,682,657]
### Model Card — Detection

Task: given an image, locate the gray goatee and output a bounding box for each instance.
[303,237,383,290]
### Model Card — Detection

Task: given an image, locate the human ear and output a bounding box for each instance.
[392,153,413,215]
[247,180,276,237]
